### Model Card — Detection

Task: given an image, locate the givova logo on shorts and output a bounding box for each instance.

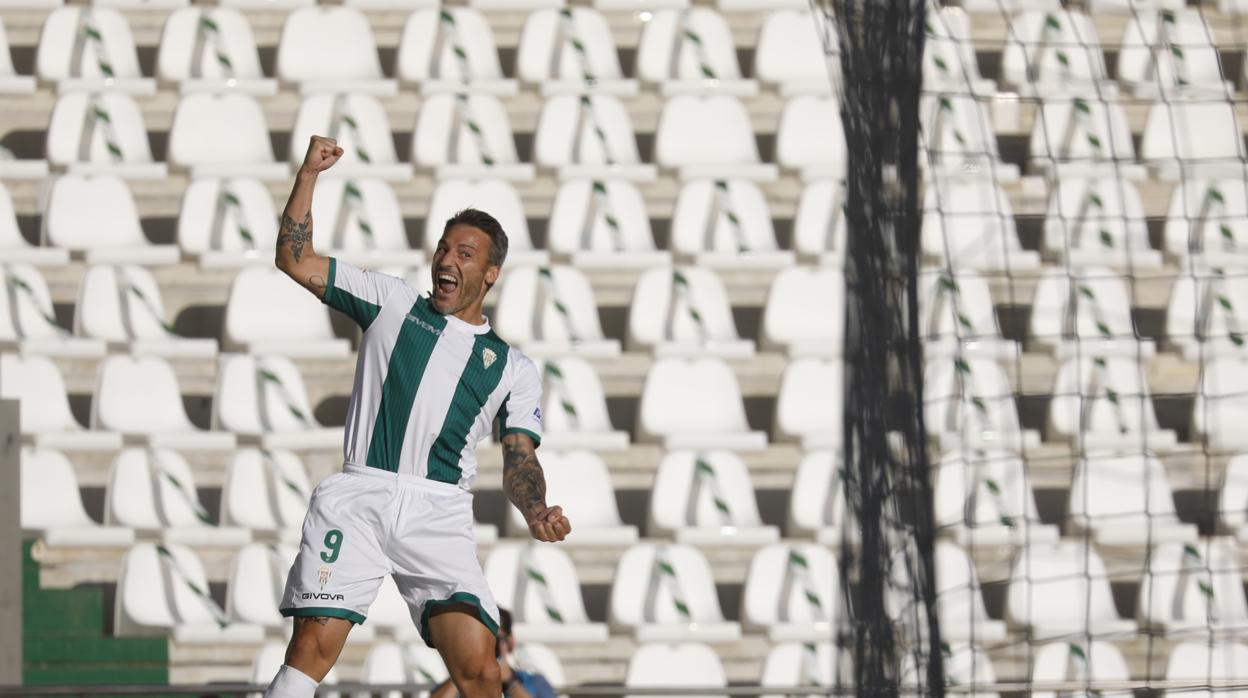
[301,592,346,601]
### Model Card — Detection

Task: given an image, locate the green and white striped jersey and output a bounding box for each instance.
[321,258,543,489]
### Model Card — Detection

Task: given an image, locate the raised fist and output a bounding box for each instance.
[527,505,572,543]
[300,135,344,175]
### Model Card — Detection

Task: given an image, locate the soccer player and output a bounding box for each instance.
[263,136,572,698]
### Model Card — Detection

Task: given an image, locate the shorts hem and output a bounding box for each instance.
[418,592,499,649]
[281,606,367,625]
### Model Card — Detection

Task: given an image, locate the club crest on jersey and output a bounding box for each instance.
[483,348,497,369]
[318,566,332,590]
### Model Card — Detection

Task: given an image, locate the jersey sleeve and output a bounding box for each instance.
[322,257,404,330]
[499,353,543,446]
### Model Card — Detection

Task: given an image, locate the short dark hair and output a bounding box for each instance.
[443,208,508,267]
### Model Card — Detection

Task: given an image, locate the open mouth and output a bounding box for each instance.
[435,271,460,296]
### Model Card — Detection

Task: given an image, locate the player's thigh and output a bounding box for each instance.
[427,606,500,681]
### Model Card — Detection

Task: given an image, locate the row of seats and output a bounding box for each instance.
[24,436,1248,553]
[106,534,1248,645]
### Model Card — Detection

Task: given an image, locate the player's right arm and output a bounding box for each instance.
[275,135,343,299]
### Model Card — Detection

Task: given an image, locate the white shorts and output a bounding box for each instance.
[279,464,499,647]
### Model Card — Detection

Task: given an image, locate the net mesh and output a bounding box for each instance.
[816,1,1248,696]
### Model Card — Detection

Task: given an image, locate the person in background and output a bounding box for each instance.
[431,608,556,698]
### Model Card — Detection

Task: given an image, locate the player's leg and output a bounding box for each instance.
[264,616,352,697]
[428,606,501,698]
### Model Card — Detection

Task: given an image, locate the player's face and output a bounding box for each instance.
[431,224,500,317]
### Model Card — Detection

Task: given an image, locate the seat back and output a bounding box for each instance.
[925,356,1024,440]
[36,7,143,82]
[532,361,618,437]
[639,358,750,438]
[305,178,407,252]
[742,544,838,627]
[424,179,532,253]
[900,644,997,698]
[636,9,741,82]
[75,265,172,342]
[116,543,220,634]
[920,92,1002,175]
[1163,177,1248,257]
[45,175,146,251]
[47,92,154,167]
[0,353,81,432]
[1044,177,1150,257]
[755,10,834,86]
[105,448,206,528]
[534,94,642,168]
[226,543,297,626]
[1031,641,1130,698]
[413,93,521,168]
[224,268,338,347]
[1030,267,1139,345]
[924,8,982,89]
[787,450,849,535]
[630,267,740,348]
[1006,542,1121,628]
[932,541,996,630]
[507,450,624,533]
[670,179,780,255]
[221,448,312,530]
[777,95,846,173]
[20,447,95,529]
[656,94,760,168]
[169,93,276,167]
[0,185,28,250]
[774,359,842,442]
[1030,98,1136,164]
[624,643,727,695]
[650,450,765,531]
[157,7,265,82]
[1119,9,1224,89]
[1001,10,1108,88]
[548,179,654,255]
[177,178,278,255]
[793,180,846,258]
[611,544,726,626]
[494,266,607,345]
[917,269,1002,346]
[762,268,844,351]
[485,543,593,625]
[93,356,195,434]
[277,7,384,83]
[934,449,1043,533]
[1138,538,1248,628]
[214,354,321,435]
[0,264,64,342]
[1050,358,1163,439]
[1221,453,1248,530]
[517,8,623,83]
[396,8,504,83]
[921,179,1025,269]
[1142,101,1247,165]
[1195,357,1248,440]
[291,94,400,171]
[761,642,849,692]
[1165,642,1248,696]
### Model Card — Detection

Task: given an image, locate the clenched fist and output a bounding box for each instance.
[527,505,572,543]
[299,135,343,176]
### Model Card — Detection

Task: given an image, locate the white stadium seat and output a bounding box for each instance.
[774,358,841,450]
[787,450,850,545]
[1043,177,1163,269]
[46,92,167,180]
[933,449,1059,547]
[1087,0,1182,11]
[1137,538,1248,634]
[924,8,993,95]
[547,179,669,268]
[307,178,423,268]
[225,543,298,628]
[425,179,547,266]
[484,543,609,643]
[1194,357,1248,452]
[223,268,351,358]
[624,643,727,698]
[534,94,656,181]
[921,178,1041,271]
[0,353,121,450]
[368,575,422,642]
[635,9,755,97]
[628,266,754,358]
[36,7,155,94]
[793,179,846,265]
[612,544,741,642]
[156,8,276,95]
[0,18,35,94]
[1006,541,1137,639]
[92,356,237,450]
[0,186,66,265]
[762,267,843,357]
[1049,358,1177,451]
[1031,641,1131,698]
[494,266,620,358]
[670,179,796,269]
[412,94,535,181]
[648,450,779,545]
[0,264,104,357]
[656,94,778,181]
[276,7,395,96]
[1142,99,1248,181]
[900,644,998,698]
[742,543,838,641]
[115,543,263,642]
[359,643,446,698]
[105,448,249,545]
[503,450,637,544]
[528,359,629,451]
[220,448,312,537]
[925,355,1039,451]
[74,264,217,358]
[1163,177,1248,267]
[177,178,276,268]
[212,353,344,449]
[1221,454,1248,542]
[1118,9,1229,98]
[1000,9,1112,96]
[168,93,288,180]
[1164,642,1248,698]
[1028,97,1145,180]
[918,269,1018,361]
[761,642,851,696]
[20,447,134,547]
[517,8,637,96]
[511,643,565,689]
[1067,452,1196,544]
[755,10,838,97]
[289,94,412,181]
[777,95,846,182]
[921,92,1020,182]
[638,357,767,451]
[395,8,516,96]
[898,541,1007,642]
[1029,267,1153,358]
[44,175,179,265]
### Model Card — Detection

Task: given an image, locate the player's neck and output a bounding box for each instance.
[448,300,488,326]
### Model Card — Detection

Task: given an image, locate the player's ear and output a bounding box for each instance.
[484,264,501,286]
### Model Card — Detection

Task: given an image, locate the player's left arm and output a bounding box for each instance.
[502,432,571,543]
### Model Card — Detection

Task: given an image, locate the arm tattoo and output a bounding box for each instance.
[294,616,332,627]
[309,274,326,290]
[502,437,546,517]
[277,212,313,263]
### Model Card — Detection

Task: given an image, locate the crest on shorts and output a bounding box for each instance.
[318,566,332,590]
[483,348,497,369]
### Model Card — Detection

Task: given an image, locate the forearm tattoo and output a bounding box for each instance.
[277,212,313,262]
[503,437,546,517]
[294,616,332,627]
